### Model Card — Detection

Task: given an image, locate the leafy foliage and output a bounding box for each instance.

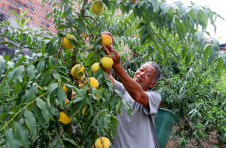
[0,0,225,147]
[155,60,226,146]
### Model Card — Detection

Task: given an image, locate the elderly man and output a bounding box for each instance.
[102,33,162,148]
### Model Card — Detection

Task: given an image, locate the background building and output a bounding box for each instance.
[0,0,58,56]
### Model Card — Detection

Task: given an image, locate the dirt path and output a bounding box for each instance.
[165,126,220,148]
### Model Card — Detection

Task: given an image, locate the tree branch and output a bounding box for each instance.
[164,78,171,91]
[99,134,105,148]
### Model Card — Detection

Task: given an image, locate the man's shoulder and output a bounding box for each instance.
[147,90,160,95]
[114,80,125,91]
[147,90,161,100]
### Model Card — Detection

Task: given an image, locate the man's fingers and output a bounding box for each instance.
[102,43,112,56]
[111,49,120,58]
[106,45,113,52]
[101,32,111,35]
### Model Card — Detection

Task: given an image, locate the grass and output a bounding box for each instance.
[218,72,226,93]
[0,81,11,148]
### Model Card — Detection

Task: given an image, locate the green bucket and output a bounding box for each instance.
[154,108,177,148]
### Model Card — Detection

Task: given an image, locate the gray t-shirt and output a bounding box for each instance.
[112,80,161,148]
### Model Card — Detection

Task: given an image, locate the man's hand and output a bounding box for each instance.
[102,44,121,68]
[101,32,116,84]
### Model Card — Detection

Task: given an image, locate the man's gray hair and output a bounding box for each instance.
[143,61,162,82]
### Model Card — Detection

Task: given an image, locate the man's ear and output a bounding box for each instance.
[149,81,157,88]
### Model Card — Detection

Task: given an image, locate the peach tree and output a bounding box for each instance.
[0,0,225,147]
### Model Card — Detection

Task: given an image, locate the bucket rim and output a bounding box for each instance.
[158,108,177,118]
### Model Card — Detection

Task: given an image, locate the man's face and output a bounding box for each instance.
[133,63,157,91]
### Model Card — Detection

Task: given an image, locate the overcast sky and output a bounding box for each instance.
[165,0,226,44]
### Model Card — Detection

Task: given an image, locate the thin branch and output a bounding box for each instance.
[56,131,65,148]
[35,84,46,91]
[83,48,94,52]
[5,98,18,102]
[99,134,105,148]
[62,62,70,67]
[0,92,47,132]
[80,0,88,17]
[56,38,64,64]
[23,54,57,66]
[84,15,98,27]
[163,78,171,91]
[63,56,73,62]
[150,26,178,61]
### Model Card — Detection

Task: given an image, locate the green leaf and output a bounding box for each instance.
[211,45,219,59]
[37,60,45,73]
[57,88,67,108]
[53,72,61,81]
[175,43,182,52]
[0,56,6,78]
[69,17,76,26]
[182,46,188,59]
[88,51,95,59]
[71,96,83,104]
[47,83,59,96]
[219,52,226,68]
[10,10,20,19]
[77,19,86,33]
[24,110,37,142]
[136,21,146,29]
[181,22,188,39]
[41,74,52,87]
[36,98,50,123]
[199,38,207,54]
[48,138,59,148]
[73,87,85,97]
[175,18,182,37]
[0,113,7,120]
[103,114,111,130]
[71,99,85,114]
[175,18,187,39]
[140,31,148,45]
[148,5,153,16]
[13,66,25,83]
[204,45,212,62]
[115,90,123,98]
[111,115,118,129]
[122,100,132,117]
[27,65,35,79]
[23,85,38,103]
[7,61,14,69]
[14,122,30,148]
[92,114,100,126]
[33,104,46,128]
[212,38,220,48]
[196,31,203,42]
[162,4,171,15]
[22,17,30,27]
[3,55,10,61]
[217,57,223,77]
[97,116,104,135]
[49,56,55,67]
[4,130,20,148]
[185,52,192,66]
[63,137,78,146]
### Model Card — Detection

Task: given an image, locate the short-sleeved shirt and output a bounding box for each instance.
[112,80,161,148]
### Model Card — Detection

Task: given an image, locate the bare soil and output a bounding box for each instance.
[165,126,220,148]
